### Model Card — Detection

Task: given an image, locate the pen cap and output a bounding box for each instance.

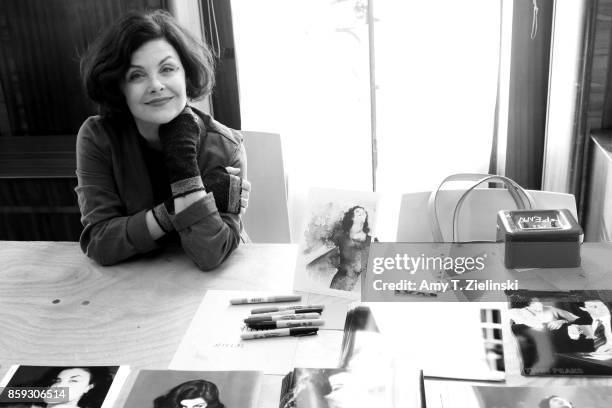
[290,327,319,336]
[272,308,323,315]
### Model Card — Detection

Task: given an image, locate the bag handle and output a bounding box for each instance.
[428,173,535,242]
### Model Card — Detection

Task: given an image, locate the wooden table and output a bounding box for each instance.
[0,242,299,368]
[0,242,346,408]
[2,242,612,407]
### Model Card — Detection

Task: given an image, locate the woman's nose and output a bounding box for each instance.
[148,75,165,92]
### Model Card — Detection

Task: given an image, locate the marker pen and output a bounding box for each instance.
[244,312,321,324]
[240,327,319,340]
[229,295,302,305]
[247,319,325,330]
[252,308,324,318]
[251,304,325,314]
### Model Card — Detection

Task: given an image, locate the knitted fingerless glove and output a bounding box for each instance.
[158,106,204,198]
[152,199,175,233]
[202,166,242,214]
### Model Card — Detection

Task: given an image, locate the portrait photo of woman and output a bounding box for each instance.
[122,370,260,408]
[0,365,117,408]
[538,395,575,408]
[77,10,250,270]
[153,380,224,408]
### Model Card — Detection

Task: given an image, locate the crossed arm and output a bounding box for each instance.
[76,118,249,270]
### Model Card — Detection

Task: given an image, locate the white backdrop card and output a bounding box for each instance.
[170,290,350,375]
[364,302,507,381]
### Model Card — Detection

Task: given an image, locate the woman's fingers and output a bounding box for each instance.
[239,179,250,216]
[241,188,250,209]
[225,167,250,215]
[241,179,251,192]
[226,166,240,176]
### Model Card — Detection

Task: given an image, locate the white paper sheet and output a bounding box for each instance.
[170,290,350,375]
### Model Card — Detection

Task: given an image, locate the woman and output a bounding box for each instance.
[329,206,372,291]
[5,367,114,408]
[153,380,224,408]
[508,298,581,374]
[538,395,574,408]
[77,10,250,270]
[567,300,612,353]
[43,367,112,408]
[509,299,579,331]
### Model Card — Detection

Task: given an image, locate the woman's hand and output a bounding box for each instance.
[226,166,250,216]
[201,166,249,214]
[547,319,568,330]
[567,324,582,340]
[158,107,203,197]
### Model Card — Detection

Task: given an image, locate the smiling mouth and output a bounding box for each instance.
[145,96,173,106]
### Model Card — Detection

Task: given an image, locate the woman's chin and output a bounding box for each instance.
[153,110,182,124]
[135,105,184,126]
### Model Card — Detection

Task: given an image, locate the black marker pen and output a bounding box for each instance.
[240,327,319,340]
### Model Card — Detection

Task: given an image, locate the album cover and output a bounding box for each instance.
[507,290,612,376]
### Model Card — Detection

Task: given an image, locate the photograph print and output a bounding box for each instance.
[424,381,612,408]
[507,290,612,376]
[340,303,505,381]
[0,365,124,408]
[293,188,379,299]
[280,367,395,408]
[121,370,261,408]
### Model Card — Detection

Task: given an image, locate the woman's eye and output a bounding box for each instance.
[161,65,177,73]
[127,72,145,81]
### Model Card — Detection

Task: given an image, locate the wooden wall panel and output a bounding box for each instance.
[505,0,554,190]
[201,0,241,130]
[597,0,612,128]
[588,1,612,129]
[0,0,169,241]
[0,0,167,137]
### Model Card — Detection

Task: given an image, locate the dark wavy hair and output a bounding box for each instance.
[538,395,574,408]
[41,366,113,408]
[340,206,370,234]
[80,9,215,114]
[154,380,225,408]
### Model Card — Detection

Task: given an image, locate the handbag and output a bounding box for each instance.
[428,173,535,242]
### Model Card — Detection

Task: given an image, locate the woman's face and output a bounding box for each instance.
[582,300,609,318]
[548,396,573,408]
[45,368,93,405]
[120,38,187,128]
[180,397,207,408]
[352,207,366,225]
[528,299,544,313]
